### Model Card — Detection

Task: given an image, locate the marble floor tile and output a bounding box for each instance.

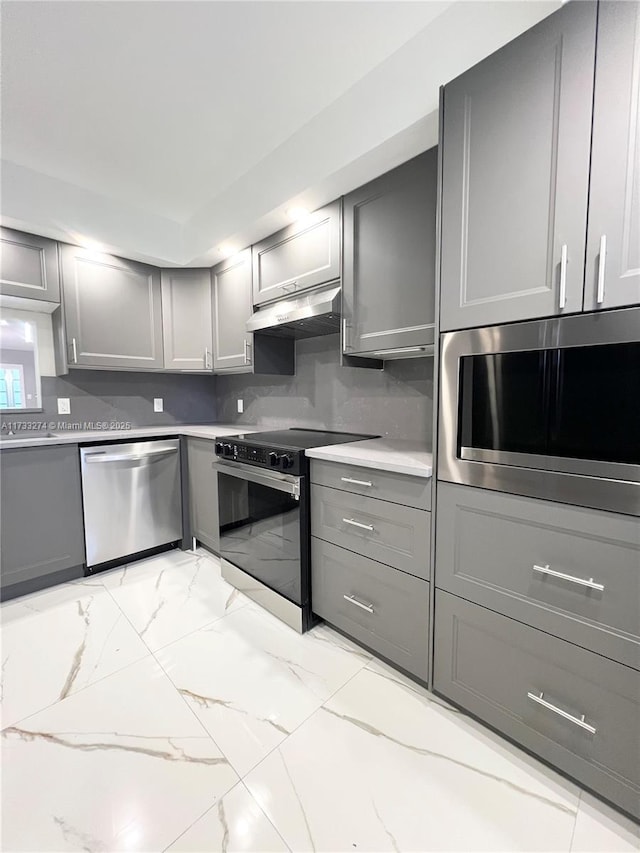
[570,793,640,852]
[165,782,289,852]
[1,656,238,852]
[99,548,247,651]
[245,666,581,852]
[156,603,372,776]
[1,582,150,729]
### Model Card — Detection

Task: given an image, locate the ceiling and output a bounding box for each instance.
[1,0,560,267]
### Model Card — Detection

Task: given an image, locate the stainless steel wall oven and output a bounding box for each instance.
[438,308,640,516]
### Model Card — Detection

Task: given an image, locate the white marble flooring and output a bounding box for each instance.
[1,549,638,852]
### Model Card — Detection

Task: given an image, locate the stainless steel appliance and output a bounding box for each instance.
[439,307,640,516]
[215,428,372,631]
[80,439,182,570]
[246,283,341,339]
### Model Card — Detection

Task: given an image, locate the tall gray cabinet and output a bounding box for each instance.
[161,268,213,372]
[584,0,640,312]
[212,249,253,372]
[186,438,220,553]
[342,149,438,358]
[439,1,597,331]
[60,244,164,370]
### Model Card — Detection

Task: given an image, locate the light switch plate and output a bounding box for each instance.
[237,399,244,414]
[153,398,163,413]
[57,398,71,415]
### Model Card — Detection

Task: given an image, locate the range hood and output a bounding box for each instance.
[246,283,341,340]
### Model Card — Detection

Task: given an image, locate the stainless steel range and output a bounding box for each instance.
[215,428,373,632]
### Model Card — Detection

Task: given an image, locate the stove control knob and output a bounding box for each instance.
[268,452,279,467]
[224,443,234,456]
[280,453,294,469]
[215,442,225,455]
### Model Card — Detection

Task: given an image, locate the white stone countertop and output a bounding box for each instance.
[0,424,252,450]
[306,438,433,478]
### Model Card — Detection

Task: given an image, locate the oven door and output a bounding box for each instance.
[439,307,640,516]
[217,459,307,606]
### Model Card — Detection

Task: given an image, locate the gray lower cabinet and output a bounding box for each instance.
[312,538,429,681]
[252,200,341,306]
[433,591,640,820]
[212,249,253,372]
[311,483,430,580]
[60,244,164,370]
[584,0,640,312]
[440,2,597,331]
[342,149,437,357]
[435,483,640,671]
[0,445,85,598]
[310,459,431,510]
[0,227,60,306]
[186,438,219,553]
[161,269,214,372]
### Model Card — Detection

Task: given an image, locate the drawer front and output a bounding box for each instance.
[434,591,640,819]
[311,459,431,510]
[312,538,429,680]
[311,484,430,579]
[436,483,640,670]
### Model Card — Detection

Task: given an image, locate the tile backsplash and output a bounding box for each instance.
[215,334,434,443]
[0,370,217,430]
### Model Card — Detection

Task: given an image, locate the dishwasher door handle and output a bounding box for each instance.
[83,446,179,464]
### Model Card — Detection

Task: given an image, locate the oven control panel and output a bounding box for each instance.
[215,442,299,474]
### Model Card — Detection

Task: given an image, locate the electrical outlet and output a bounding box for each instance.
[237,399,244,414]
[57,398,71,415]
[153,398,163,413]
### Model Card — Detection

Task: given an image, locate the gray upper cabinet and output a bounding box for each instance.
[212,249,253,372]
[440,2,597,331]
[252,200,341,306]
[0,227,60,306]
[161,268,213,372]
[0,444,85,598]
[342,149,437,357]
[60,244,164,370]
[585,0,640,312]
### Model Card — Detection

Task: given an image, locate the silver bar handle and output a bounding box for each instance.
[204,348,212,370]
[597,235,607,305]
[341,477,373,487]
[243,339,252,365]
[559,244,568,309]
[527,691,597,735]
[216,458,300,496]
[533,564,604,592]
[342,517,374,532]
[84,447,178,463]
[343,594,374,614]
[70,337,78,364]
[342,318,351,350]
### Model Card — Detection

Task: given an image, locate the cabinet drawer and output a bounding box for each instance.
[312,538,429,680]
[311,484,430,579]
[436,483,640,669]
[434,591,640,820]
[311,459,431,510]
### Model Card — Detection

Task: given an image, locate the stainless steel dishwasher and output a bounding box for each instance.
[80,439,182,570]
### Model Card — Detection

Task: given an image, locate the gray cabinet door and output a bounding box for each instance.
[161,268,213,372]
[433,591,640,820]
[187,438,219,553]
[212,249,253,372]
[0,445,85,595]
[343,149,437,356]
[61,244,164,370]
[440,2,597,331]
[585,1,640,312]
[0,227,60,305]
[252,200,341,306]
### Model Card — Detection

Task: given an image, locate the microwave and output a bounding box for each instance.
[438,307,640,516]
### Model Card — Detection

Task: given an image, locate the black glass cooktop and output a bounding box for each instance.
[227,428,375,451]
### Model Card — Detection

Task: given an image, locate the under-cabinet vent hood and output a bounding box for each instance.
[246,283,341,340]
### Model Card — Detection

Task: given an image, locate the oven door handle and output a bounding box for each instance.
[216,459,301,497]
